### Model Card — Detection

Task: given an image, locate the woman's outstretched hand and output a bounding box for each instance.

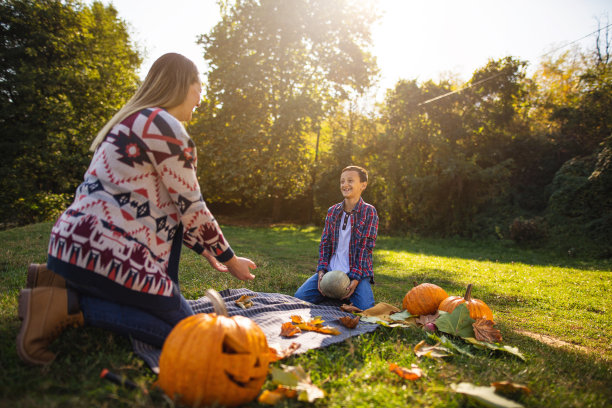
[203,251,229,272]
[224,256,257,281]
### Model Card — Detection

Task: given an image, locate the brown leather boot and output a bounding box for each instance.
[16,287,84,365]
[26,263,65,288]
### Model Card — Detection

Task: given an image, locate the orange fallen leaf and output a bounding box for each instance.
[258,386,298,405]
[308,316,325,326]
[340,304,363,313]
[258,389,284,405]
[280,322,301,337]
[235,294,255,309]
[339,315,360,328]
[313,326,341,335]
[491,380,531,397]
[269,342,301,362]
[389,362,423,381]
[291,315,304,324]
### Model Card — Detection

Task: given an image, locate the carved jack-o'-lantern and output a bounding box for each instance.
[157,290,270,407]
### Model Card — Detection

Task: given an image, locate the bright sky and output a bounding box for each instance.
[99,0,609,98]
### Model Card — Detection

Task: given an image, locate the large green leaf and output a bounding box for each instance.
[435,304,476,338]
[451,382,524,408]
[464,338,526,361]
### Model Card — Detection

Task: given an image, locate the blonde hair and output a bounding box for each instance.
[90,53,199,151]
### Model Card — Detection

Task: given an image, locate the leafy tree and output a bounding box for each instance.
[0,0,141,225]
[191,0,378,219]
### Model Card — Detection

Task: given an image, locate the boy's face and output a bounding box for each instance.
[340,170,367,200]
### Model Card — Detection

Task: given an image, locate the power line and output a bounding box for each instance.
[418,22,612,106]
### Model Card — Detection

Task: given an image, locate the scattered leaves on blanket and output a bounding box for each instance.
[451,382,524,408]
[340,304,362,313]
[473,318,503,343]
[491,381,532,398]
[235,294,255,309]
[464,337,526,361]
[435,303,476,338]
[414,340,453,358]
[280,322,301,337]
[339,315,360,329]
[416,312,439,327]
[269,342,301,362]
[389,363,423,381]
[270,365,325,403]
[258,385,297,405]
[308,316,325,326]
[309,325,341,335]
[283,316,341,336]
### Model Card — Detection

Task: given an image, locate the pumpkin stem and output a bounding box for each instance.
[463,284,473,301]
[413,281,418,287]
[205,289,228,317]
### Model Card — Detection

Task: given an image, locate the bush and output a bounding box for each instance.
[8,192,71,227]
[509,217,548,244]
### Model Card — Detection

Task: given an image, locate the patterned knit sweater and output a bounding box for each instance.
[47,108,233,307]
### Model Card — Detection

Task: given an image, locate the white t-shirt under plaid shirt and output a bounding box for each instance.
[329,211,351,274]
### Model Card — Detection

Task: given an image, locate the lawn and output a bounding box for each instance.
[0,222,610,407]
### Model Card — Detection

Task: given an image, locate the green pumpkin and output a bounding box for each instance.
[320,270,350,299]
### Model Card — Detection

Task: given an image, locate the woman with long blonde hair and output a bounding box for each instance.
[17,53,257,365]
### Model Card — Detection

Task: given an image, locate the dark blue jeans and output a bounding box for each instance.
[294,273,375,310]
[79,292,194,348]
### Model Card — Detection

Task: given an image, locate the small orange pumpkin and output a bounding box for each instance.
[438,283,494,322]
[157,290,270,407]
[402,281,449,316]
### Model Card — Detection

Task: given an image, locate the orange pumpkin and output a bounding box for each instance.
[402,282,449,316]
[157,290,270,407]
[438,283,494,322]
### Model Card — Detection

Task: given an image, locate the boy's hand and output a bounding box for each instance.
[341,279,359,300]
[224,256,257,281]
[317,271,325,295]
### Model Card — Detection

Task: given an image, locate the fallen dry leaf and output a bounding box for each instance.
[389,362,423,381]
[308,316,325,326]
[269,342,301,362]
[258,386,298,405]
[270,365,325,403]
[491,381,531,397]
[416,312,439,327]
[361,302,401,318]
[473,319,503,343]
[339,315,360,328]
[280,322,301,337]
[414,340,452,358]
[291,315,304,324]
[281,316,341,336]
[340,304,363,313]
[235,294,255,309]
[313,326,341,335]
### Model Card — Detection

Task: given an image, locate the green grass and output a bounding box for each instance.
[0,222,610,407]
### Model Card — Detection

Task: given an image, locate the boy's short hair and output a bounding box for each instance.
[342,165,368,183]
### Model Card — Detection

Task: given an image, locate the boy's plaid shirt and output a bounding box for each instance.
[316,197,379,282]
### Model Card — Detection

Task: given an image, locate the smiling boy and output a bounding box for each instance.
[294,165,378,310]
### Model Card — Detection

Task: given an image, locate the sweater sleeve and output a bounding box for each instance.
[143,109,234,262]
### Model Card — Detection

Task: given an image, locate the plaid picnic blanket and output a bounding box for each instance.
[132,288,379,373]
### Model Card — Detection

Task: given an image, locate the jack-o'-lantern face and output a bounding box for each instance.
[157,313,270,408]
